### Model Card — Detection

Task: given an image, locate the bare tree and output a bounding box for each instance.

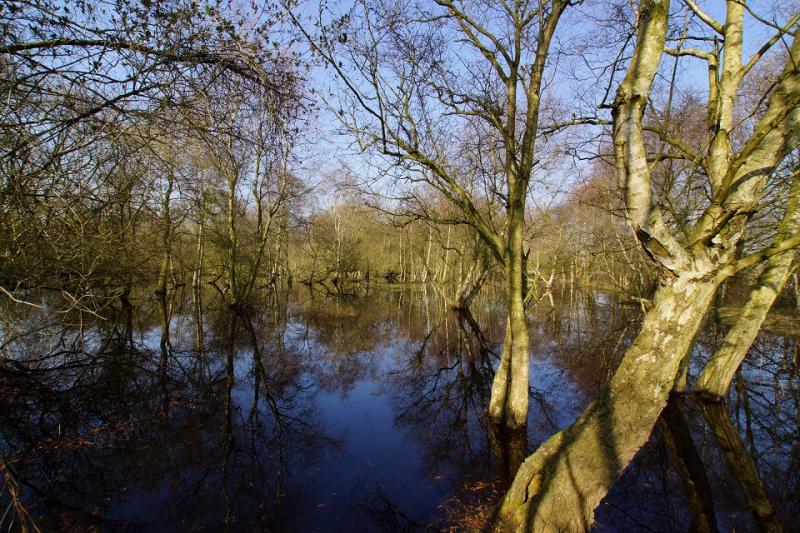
[1,0,298,312]
[295,0,574,429]
[493,0,800,529]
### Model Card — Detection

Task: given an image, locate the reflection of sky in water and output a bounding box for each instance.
[280,319,449,530]
[1,287,797,531]
[528,353,586,442]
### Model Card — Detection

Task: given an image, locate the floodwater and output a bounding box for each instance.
[1,285,798,531]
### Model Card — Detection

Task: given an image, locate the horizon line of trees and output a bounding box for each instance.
[3,0,800,530]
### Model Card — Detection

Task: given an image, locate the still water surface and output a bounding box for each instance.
[1,285,797,531]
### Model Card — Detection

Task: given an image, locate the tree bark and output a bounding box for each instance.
[694,255,794,397]
[699,401,783,532]
[492,277,718,531]
[491,1,800,529]
[695,174,800,398]
[489,219,531,429]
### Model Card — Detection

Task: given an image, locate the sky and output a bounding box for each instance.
[285,0,799,212]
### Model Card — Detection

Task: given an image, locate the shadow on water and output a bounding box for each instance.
[0,285,797,531]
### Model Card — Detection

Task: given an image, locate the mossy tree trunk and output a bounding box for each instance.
[695,172,800,398]
[492,1,800,529]
[493,277,718,531]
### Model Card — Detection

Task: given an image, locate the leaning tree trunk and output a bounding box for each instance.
[694,253,794,398]
[695,175,800,398]
[490,0,800,529]
[699,401,783,532]
[492,276,718,531]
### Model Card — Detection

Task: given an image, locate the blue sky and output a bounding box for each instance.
[287,0,799,212]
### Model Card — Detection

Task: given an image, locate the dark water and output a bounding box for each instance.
[0,285,798,531]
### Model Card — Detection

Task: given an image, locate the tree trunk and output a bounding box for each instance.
[226,173,238,306]
[422,225,432,283]
[694,254,794,397]
[695,175,800,398]
[489,225,530,429]
[699,401,783,532]
[441,225,451,282]
[192,220,205,291]
[155,175,174,297]
[492,277,718,531]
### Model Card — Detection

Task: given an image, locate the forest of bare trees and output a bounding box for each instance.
[2,0,799,531]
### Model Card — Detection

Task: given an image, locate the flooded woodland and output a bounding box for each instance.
[2,284,798,531]
[3,0,800,531]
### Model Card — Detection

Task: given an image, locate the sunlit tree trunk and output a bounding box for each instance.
[441,226,451,282]
[696,173,800,397]
[192,219,205,291]
[155,172,175,372]
[489,210,530,428]
[155,173,174,297]
[422,224,432,283]
[494,1,800,528]
[493,277,718,531]
[273,203,289,286]
[225,169,238,307]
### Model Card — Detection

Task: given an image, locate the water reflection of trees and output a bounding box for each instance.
[382,291,644,504]
[378,288,798,532]
[596,329,799,532]
[289,286,391,393]
[0,288,336,530]
[2,286,798,531]
[387,309,498,483]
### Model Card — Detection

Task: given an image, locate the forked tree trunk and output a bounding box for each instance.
[490,0,800,528]
[492,276,718,531]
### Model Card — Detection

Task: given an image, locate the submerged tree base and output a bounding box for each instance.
[491,279,718,531]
